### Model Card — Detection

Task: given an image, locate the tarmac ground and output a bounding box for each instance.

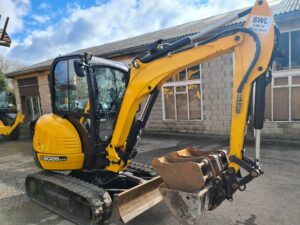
[0,132,299,225]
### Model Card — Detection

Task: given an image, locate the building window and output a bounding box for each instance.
[273,30,300,71]
[265,29,300,122]
[265,74,300,122]
[162,65,202,121]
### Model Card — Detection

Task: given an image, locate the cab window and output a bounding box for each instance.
[69,60,89,112]
[53,59,89,114]
[94,67,126,140]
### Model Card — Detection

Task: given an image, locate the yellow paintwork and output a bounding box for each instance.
[229,0,275,171]
[105,0,275,173]
[0,113,25,136]
[105,144,128,172]
[80,101,90,124]
[106,34,244,172]
[33,114,84,170]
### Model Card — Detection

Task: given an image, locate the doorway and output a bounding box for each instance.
[25,96,41,123]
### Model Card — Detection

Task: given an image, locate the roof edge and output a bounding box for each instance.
[5,65,51,78]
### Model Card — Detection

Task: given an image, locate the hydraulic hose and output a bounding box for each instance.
[139,7,253,64]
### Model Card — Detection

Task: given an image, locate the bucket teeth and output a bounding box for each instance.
[152,147,229,225]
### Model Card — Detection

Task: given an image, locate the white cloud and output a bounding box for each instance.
[31,14,51,23]
[0,0,30,34]
[5,0,253,65]
[39,2,50,10]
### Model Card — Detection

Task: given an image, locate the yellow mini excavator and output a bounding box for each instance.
[0,16,25,140]
[0,91,25,140]
[25,1,279,224]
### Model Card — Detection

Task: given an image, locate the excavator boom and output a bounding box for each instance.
[106,0,276,174]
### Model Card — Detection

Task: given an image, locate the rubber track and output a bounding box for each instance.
[128,161,157,177]
[26,171,112,225]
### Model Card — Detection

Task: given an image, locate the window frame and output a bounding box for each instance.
[265,27,300,123]
[161,65,203,121]
[274,29,300,72]
[267,72,300,122]
[265,28,300,123]
[93,65,128,115]
[51,55,89,118]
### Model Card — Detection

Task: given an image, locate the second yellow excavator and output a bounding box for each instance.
[0,91,25,140]
[0,16,25,140]
[25,1,279,224]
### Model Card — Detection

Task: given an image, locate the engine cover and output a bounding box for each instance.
[33,114,84,170]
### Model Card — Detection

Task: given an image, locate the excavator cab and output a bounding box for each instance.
[51,54,128,144]
[0,91,25,140]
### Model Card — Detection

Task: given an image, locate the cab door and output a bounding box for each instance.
[51,56,96,169]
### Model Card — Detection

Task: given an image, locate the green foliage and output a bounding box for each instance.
[0,68,9,92]
[0,55,22,92]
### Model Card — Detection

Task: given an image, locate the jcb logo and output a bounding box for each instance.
[252,16,268,24]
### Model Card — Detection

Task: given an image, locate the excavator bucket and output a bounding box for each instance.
[159,183,212,225]
[152,147,229,225]
[109,176,163,224]
[0,16,11,47]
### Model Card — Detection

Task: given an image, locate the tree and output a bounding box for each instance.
[0,68,9,92]
[0,54,24,92]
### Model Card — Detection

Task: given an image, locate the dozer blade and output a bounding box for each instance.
[152,147,229,225]
[110,176,163,224]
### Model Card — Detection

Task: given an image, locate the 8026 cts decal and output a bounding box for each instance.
[41,156,67,162]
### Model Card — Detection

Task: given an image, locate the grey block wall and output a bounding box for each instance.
[146,53,234,136]
[263,122,300,140]
[144,53,300,141]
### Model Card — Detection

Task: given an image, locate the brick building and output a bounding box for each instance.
[6,0,300,140]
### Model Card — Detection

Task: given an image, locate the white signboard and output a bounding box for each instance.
[247,15,273,34]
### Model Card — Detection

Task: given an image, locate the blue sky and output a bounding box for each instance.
[0,0,253,66]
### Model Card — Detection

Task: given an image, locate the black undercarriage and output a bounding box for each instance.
[25,162,157,225]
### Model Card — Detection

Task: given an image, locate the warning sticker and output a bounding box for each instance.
[247,15,273,34]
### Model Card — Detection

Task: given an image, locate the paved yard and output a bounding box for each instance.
[0,132,299,225]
